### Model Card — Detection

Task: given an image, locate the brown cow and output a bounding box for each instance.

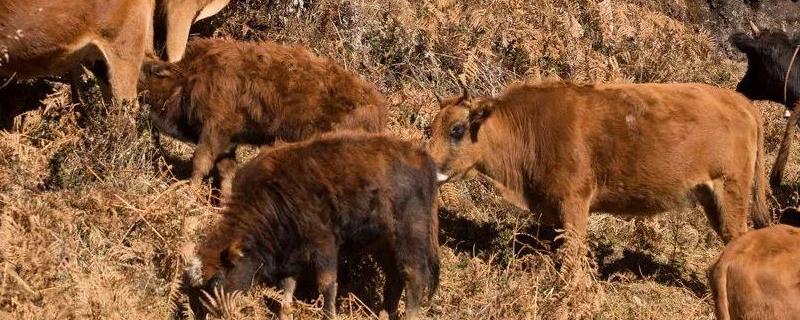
[428,81,770,270]
[138,38,387,196]
[0,0,156,103]
[160,0,230,62]
[179,132,440,319]
[709,224,800,320]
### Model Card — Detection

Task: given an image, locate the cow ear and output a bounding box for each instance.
[145,62,173,78]
[731,33,758,53]
[220,240,245,269]
[468,100,493,141]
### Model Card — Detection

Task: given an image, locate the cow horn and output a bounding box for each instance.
[750,20,761,35]
[457,75,471,101]
[180,243,204,287]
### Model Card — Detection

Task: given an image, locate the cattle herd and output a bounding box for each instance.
[2,1,800,319]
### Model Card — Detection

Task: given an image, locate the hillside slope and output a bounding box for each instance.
[1,0,799,319]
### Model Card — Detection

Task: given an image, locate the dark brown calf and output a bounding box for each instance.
[180,132,439,319]
[709,224,800,320]
[138,38,387,196]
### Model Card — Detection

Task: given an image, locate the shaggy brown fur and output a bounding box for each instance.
[181,132,439,319]
[709,224,800,320]
[159,0,230,62]
[138,38,387,196]
[0,0,155,103]
[428,81,769,270]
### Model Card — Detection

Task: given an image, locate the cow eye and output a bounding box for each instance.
[450,123,466,140]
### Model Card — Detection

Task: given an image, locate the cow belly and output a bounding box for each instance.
[2,40,101,78]
[591,192,690,216]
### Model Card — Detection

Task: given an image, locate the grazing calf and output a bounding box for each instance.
[731,23,800,187]
[138,38,387,195]
[180,132,439,319]
[428,81,769,271]
[709,224,800,320]
[160,0,231,62]
[0,0,156,104]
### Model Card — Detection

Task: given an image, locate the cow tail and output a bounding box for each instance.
[425,191,440,303]
[709,262,731,320]
[752,110,771,229]
[770,104,800,189]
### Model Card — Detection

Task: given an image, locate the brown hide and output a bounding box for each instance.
[0,0,155,103]
[138,38,387,196]
[182,132,439,319]
[428,82,769,269]
[709,224,800,320]
[160,0,230,62]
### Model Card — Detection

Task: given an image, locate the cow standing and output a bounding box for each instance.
[0,0,156,104]
[731,23,800,187]
[179,132,440,319]
[138,38,387,196]
[428,81,769,272]
[709,224,800,320]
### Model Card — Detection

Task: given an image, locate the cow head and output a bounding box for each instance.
[427,79,493,183]
[731,22,800,105]
[138,55,188,140]
[178,239,272,318]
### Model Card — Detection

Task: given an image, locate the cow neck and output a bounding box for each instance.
[784,45,800,105]
[480,116,527,197]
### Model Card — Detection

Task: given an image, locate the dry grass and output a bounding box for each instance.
[0,0,796,319]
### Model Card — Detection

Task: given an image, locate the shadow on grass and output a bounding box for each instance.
[0,79,54,130]
[596,248,708,297]
[758,183,800,226]
[438,207,711,296]
[437,207,557,262]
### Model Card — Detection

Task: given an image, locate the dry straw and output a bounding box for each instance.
[0,0,796,319]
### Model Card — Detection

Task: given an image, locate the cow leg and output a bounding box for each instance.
[697,180,748,243]
[555,196,591,275]
[401,264,426,320]
[214,145,237,200]
[197,0,231,21]
[313,239,338,319]
[278,276,297,320]
[192,129,231,187]
[165,1,198,62]
[717,180,753,243]
[374,249,403,320]
[770,108,800,188]
[103,49,141,106]
[69,66,86,105]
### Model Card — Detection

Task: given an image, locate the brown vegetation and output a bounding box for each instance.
[2,0,800,319]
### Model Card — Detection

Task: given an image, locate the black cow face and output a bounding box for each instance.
[731,30,799,105]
